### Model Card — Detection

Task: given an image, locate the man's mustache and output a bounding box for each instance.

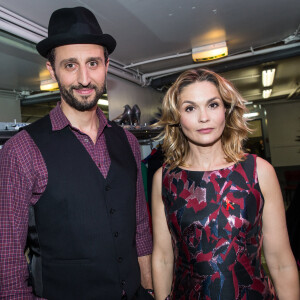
[71,84,97,90]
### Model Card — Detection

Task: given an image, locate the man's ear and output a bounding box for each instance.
[105,58,110,74]
[46,61,56,81]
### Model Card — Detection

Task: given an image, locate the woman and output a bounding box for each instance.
[151,69,299,299]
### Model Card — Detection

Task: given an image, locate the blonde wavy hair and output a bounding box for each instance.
[155,68,251,169]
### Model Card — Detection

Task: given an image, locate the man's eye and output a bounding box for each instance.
[65,63,75,69]
[89,61,98,67]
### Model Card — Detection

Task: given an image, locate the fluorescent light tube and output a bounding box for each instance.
[243,112,259,118]
[262,68,276,87]
[262,89,272,99]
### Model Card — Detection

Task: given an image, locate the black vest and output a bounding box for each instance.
[25,115,140,300]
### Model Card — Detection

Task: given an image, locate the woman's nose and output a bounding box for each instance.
[198,108,209,123]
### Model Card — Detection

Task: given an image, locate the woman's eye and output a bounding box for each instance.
[185,106,194,112]
[209,102,219,109]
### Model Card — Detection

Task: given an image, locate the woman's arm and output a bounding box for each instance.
[257,157,299,300]
[151,167,174,300]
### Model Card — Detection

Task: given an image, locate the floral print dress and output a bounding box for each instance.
[162,154,277,300]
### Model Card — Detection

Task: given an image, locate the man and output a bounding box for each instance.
[0,7,153,300]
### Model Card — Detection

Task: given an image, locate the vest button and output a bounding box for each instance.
[114,232,119,237]
[110,208,115,214]
[118,256,123,263]
[105,185,111,191]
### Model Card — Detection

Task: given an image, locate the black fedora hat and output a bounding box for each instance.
[36,6,116,58]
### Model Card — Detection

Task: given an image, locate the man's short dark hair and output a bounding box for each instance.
[47,48,56,70]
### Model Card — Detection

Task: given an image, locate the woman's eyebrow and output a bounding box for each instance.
[181,97,220,105]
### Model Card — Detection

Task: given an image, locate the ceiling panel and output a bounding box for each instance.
[0,0,299,103]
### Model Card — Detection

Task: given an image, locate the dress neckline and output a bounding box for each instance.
[175,162,237,173]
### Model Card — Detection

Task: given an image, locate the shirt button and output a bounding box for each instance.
[84,138,89,143]
[105,185,111,191]
[114,232,119,237]
[110,208,115,214]
[121,280,126,286]
[118,257,123,263]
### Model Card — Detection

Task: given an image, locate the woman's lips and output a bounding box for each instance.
[197,128,213,134]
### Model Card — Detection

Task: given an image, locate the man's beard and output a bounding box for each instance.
[56,76,106,112]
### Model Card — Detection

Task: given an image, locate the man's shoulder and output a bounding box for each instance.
[107,121,139,145]
[3,128,32,146]
[23,115,51,134]
[123,128,138,143]
[1,129,36,159]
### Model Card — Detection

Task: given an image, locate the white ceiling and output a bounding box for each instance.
[0,0,300,102]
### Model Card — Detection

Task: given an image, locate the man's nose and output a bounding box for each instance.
[77,66,91,86]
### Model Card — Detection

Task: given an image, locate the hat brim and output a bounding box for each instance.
[36,33,116,58]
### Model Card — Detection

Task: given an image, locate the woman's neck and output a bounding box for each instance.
[183,142,230,171]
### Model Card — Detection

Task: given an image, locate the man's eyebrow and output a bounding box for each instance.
[59,56,104,67]
[87,56,103,62]
[59,57,78,67]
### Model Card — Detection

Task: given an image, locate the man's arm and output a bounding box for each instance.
[0,132,41,299]
[138,255,152,289]
[124,131,153,289]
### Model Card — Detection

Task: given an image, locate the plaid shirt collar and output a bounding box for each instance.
[49,102,111,136]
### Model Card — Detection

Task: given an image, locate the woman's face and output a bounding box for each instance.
[178,80,226,147]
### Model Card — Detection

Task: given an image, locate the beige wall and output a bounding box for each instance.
[265,101,300,167]
[0,91,21,122]
[107,74,163,125]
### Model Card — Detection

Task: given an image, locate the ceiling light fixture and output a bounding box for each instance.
[192,41,228,62]
[40,78,58,91]
[262,89,272,99]
[262,68,276,87]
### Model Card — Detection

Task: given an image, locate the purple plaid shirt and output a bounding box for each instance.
[0,103,152,299]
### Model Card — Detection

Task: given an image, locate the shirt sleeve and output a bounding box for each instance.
[124,130,153,257]
[0,131,46,299]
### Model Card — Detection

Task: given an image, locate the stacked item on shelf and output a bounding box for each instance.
[0,121,29,147]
